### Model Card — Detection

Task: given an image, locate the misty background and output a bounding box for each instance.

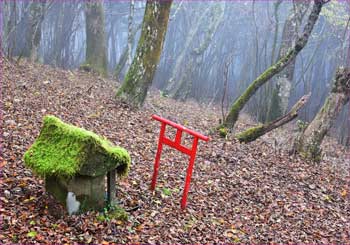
[1,0,349,146]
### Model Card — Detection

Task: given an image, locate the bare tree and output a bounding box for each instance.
[170,3,225,101]
[20,1,51,61]
[221,52,235,122]
[223,0,329,129]
[114,23,141,80]
[266,0,310,122]
[164,4,212,95]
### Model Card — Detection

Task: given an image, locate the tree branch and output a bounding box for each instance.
[236,93,311,143]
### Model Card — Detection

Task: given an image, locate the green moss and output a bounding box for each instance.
[98,204,128,222]
[218,127,228,138]
[296,119,308,132]
[97,214,107,222]
[299,133,323,162]
[116,1,172,107]
[24,115,130,178]
[235,125,265,143]
[223,48,298,129]
[224,64,278,128]
[108,205,128,221]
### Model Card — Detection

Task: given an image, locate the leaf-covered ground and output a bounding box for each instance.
[1,57,349,244]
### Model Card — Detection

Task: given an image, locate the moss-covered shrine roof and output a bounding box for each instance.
[24,115,130,178]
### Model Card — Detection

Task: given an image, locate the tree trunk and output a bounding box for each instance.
[223,0,327,129]
[165,5,211,94]
[114,23,141,80]
[236,93,311,143]
[23,2,46,61]
[84,1,108,76]
[270,0,282,65]
[267,0,310,122]
[116,0,172,107]
[50,2,79,68]
[127,0,135,68]
[296,68,350,161]
[4,1,18,58]
[170,3,224,101]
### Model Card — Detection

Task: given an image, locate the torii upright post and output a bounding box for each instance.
[151,115,209,209]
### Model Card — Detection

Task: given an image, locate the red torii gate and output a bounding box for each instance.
[151,114,209,209]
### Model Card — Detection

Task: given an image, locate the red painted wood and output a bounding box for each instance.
[151,115,209,209]
[181,137,198,209]
[152,114,209,141]
[151,122,166,191]
[162,137,192,155]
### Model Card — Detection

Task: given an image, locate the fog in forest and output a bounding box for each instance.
[2,0,350,146]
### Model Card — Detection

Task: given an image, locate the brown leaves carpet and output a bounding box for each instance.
[1,57,349,244]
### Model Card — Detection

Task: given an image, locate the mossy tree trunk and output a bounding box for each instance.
[84,1,108,76]
[266,0,310,122]
[116,0,172,107]
[236,93,310,143]
[255,0,282,123]
[296,68,350,161]
[223,0,327,129]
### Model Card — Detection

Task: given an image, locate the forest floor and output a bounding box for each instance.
[1,57,349,244]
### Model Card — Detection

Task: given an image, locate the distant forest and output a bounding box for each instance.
[2,1,349,146]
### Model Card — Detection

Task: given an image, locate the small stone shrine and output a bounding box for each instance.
[24,115,130,213]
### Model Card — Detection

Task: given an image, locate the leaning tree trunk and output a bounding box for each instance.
[116,0,172,107]
[84,1,108,76]
[296,68,350,161]
[236,93,310,143]
[267,0,310,122]
[165,5,211,94]
[171,3,224,100]
[223,0,327,129]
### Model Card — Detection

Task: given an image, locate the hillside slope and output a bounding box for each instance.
[1,57,349,243]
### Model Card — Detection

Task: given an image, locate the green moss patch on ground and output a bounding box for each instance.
[97,204,128,222]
